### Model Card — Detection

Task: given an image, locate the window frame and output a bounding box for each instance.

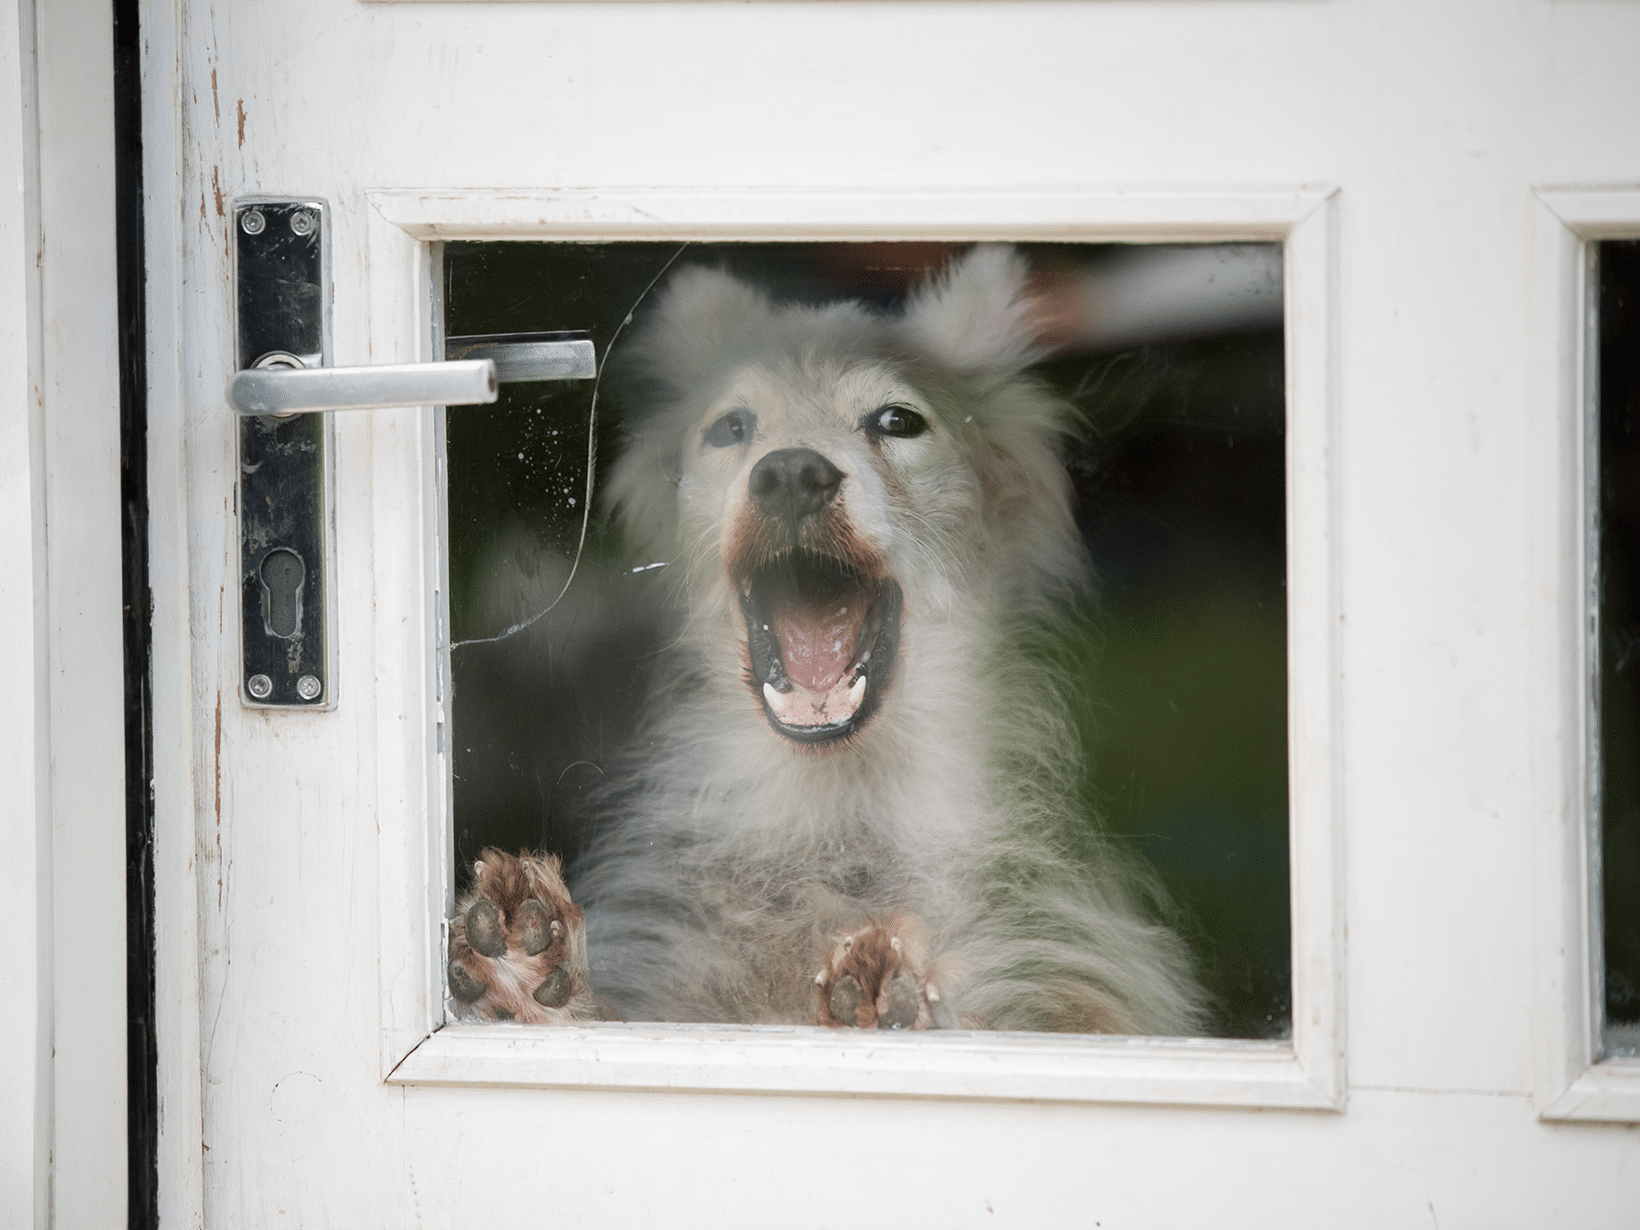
[367,186,1344,1110]
[1532,187,1640,1123]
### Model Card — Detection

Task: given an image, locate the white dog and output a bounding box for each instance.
[448,247,1205,1035]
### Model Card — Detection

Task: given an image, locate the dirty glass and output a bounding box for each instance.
[1599,240,1640,1060]
[441,241,1289,1039]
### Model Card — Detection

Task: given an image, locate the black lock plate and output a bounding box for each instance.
[235,198,332,709]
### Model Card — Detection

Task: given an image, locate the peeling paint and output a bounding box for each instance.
[210,67,219,122]
[236,99,246,149]
[211,166,224,217]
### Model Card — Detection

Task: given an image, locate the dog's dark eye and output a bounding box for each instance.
[864,404,928,439]
[704,410,756,448]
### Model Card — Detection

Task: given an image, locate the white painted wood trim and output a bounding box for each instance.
[142,0,209,1219]
[368,185,1334,242]
[1,0,131,1221]
[1283,192,1346,1110]
[0,1,52,1221]
[1531,188,1640,1123]
[367,187,1344,1111]
[395,1025,1333,1110]
[1535,189,1640,241]
[366,203,451,1076]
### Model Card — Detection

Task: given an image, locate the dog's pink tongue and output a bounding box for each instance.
[770,593,863,692]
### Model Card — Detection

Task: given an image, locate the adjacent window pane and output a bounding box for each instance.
[441,241,1289,1038]
[1599,239,1640,1059]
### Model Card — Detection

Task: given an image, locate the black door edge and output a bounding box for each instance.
[114,0,158,1223]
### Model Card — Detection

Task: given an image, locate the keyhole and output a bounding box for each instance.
[260,548,305,638]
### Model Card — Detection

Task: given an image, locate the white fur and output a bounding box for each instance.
[577,247,1206,1035]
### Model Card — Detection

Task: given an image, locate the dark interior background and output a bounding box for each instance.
[442,241,1291,1039]
[1599,240,1640,1053]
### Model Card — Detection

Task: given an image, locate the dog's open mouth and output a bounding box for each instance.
[739,551,902,743]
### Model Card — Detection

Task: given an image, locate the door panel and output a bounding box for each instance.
[148,1,1640,1224]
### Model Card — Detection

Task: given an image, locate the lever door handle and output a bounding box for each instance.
[228,358,499,416]
[228,332,599,415]
[445,331,597,383]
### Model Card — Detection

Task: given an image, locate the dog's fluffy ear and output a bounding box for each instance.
[627,265,771,401]
[902,246,1086,599]
[898,245,1043,377]
[607,265,771,557]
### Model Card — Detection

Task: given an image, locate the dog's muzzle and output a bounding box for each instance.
[733,449,902,744]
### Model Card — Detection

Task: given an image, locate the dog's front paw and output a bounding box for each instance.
[447,848,595,1024]
[815,916,937,1031]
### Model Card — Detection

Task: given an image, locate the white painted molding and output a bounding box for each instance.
[1536,190,1640,241]
[1531,187,1640,1123]
[367,186,1345,1111]
[142,0,208,1218]
[368,185,1335,242]
[395,1025,1337,1110]
[366,202,449,1077]
[2,0,131,1221]
[0,0,52,1220]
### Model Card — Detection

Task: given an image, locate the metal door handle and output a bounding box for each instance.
[227,332,599,416]
[228,358,499,416]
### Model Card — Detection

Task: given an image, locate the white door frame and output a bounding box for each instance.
[1,0,133,1225]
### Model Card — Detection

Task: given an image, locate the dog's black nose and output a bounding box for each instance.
[748,448,843,526]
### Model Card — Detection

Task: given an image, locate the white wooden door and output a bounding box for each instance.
[145,1,1640,1225]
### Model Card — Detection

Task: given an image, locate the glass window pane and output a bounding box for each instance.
[441,241,1288,1038]
[1599,239,1640,1060]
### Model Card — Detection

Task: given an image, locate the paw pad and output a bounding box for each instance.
[532,964,573,1009]
[447,955,488,1004]
[465,898,506,958]
[519,899,559,956]
[828,974,863,1026]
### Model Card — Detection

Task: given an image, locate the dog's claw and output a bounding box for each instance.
[519,899,552,956]
[466,898,506,958]
[829,975,863,1027]
[533,964,572,1009]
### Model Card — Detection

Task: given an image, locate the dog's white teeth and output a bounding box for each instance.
[925,982,941,1003]
[848,674,867,704]
[763,683,782,709]
[890,936,902,954]
[815,969,827,985]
